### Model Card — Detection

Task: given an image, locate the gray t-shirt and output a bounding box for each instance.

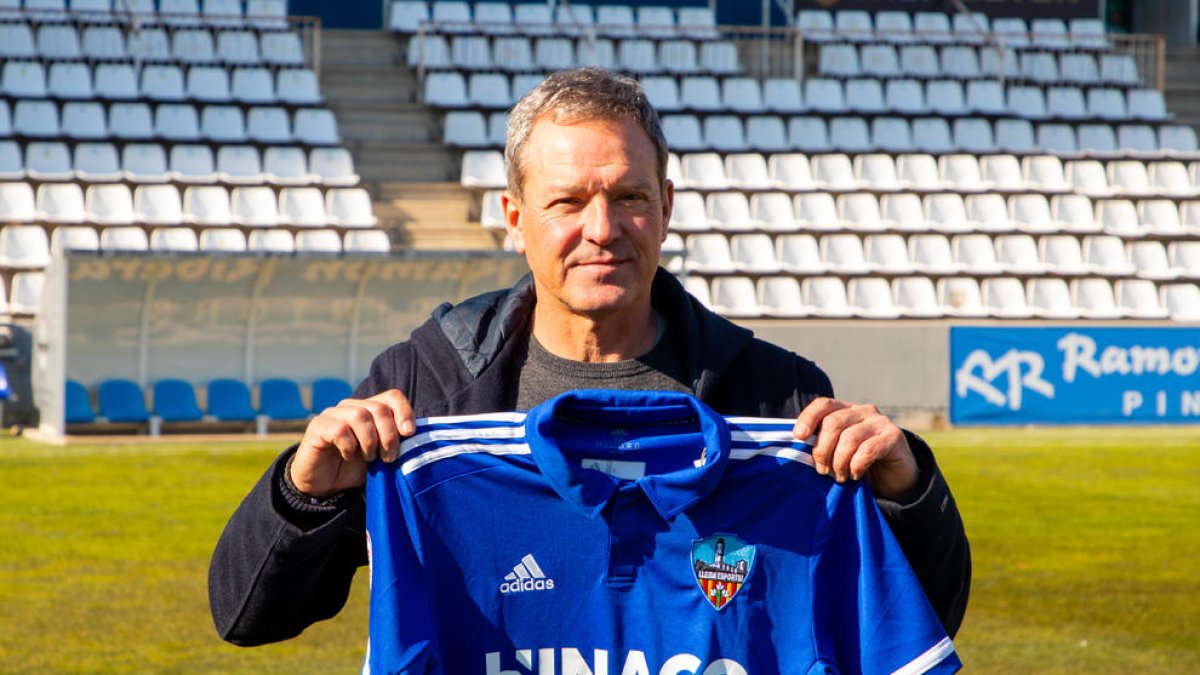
[515,316,693,410]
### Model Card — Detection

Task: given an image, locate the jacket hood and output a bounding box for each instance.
[429,269,755,390]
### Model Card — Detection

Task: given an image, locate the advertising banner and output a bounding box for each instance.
[951,326,1200,425]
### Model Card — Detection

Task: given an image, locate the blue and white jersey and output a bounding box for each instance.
[364,390,960,675]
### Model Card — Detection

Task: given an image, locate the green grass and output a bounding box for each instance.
[0,428,1197,673]
[929,427,1200,674]
[0,439,370,674]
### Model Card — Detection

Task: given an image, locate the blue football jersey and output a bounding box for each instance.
[364,389,960,675]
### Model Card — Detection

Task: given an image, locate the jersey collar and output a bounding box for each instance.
[524,390,729,520]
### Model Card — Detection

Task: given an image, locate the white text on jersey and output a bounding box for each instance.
[485,649,748,675]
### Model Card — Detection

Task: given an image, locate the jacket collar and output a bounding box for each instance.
[524,389,730,520]
[431,268,756,389]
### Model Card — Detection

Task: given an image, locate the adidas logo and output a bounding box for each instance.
[499,554,556,594]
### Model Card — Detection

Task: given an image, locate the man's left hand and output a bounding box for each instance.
[793,397,919,501]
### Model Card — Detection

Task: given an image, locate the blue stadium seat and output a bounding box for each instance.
[98,378,149,423]
[259,378,308,420]
[310,377,352,413]
[152,378,203,422]
[65,379,95,424]
[206,378,256,421]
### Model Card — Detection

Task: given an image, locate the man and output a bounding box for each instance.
[209,67,969,647]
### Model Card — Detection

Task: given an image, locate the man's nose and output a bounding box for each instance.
[580,197,620,245]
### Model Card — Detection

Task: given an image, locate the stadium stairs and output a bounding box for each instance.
[1165,46,1200,132]
[320,29,498,250]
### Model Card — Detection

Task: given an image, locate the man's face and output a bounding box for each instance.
[503,116,673,318]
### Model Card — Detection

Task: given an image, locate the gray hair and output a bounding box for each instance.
[504,67,668,200]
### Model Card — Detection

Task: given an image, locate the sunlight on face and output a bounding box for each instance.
[503,117,673,318]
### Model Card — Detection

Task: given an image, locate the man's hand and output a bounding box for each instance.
[289,390,416,498]
[793,397,919,501]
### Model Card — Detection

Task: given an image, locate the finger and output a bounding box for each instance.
[329,403,384,462]
[794,397,846,441]
[848,430,895,481]
[343,399,407,462]
[326,416,370,462]
[810,406,855,476]
[370,389,416,437]
[829,421,877,483]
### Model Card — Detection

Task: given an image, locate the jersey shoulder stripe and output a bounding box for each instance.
[726,417,816,468]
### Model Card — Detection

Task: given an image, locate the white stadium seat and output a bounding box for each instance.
[183,185,233,225]
[199,228,248,252]
[938,278,987,318]
[326,188,378,228]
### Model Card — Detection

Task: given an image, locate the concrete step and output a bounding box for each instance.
[319,30,401,67]
[385,221,500,251]
[351,144,457,182]
[375,181,473,221]
[314,30,492,249]
[337,107,438,144]
[319,69,417,104]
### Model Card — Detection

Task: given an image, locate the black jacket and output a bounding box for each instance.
[209,269,970,645]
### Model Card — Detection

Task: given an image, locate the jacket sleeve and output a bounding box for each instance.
[208,448,368,645]
[876,431,972,638]
[207,344,411,645]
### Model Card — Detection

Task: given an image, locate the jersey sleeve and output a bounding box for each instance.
[811,481,962,675]
[364,461,436,674]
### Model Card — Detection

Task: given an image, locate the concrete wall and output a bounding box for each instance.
[741,321,951,416]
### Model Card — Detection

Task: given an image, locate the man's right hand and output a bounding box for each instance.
[289,389,416,498]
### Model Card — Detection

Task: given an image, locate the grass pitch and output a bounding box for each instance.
[0,428,1197,673]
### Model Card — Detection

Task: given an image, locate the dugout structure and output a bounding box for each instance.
[33,251,527,438]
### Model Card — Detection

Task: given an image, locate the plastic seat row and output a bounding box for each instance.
[689,274,1195,321]
[0,23,305,65]
[64,375,351,433]
[390,1,719,40]
[655,113,1194,156]
[409,33,740,75]
[0,182,377,227]
[0,270,41,314]
[689,76,1163,120]
[0,61,321,105]
[5,223,388,260]
[796,9,1108,51]
[664,152,1200,199]
[430,70,1157,121]
[816,44,1139,86]
[677,231,1200,281]
[0,140,357,185]
[0,99,340,145]
[674,188,1200,238]
[1,0,288,28]
[471,150,1200,205]
[483,181,1200,245]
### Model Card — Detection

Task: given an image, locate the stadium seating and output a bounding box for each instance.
[97,378,150,424]
[30,3,1200,439]
[310,376,353,413]
[65,379,96,425]
[258,378,309,422]
[206,378,258,423]
[0,0,383,291]
[421,1,1200,322]
[149,378,205,434]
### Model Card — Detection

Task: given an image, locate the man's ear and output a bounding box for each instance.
[501,190,526,253]
[660,179,674,243]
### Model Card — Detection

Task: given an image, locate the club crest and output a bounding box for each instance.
[691,534,755,610]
